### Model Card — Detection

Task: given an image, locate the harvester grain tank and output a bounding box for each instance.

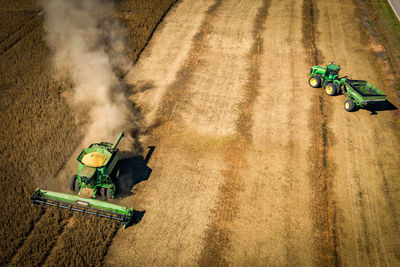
[70,132,124,199]
[30,132,134,228]
[308,63,386,111]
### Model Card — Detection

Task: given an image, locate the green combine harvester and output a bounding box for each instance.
[30,132,134,228]
[308,63,386,111]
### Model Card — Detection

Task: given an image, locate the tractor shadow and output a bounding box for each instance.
[365,100,398,115]
[115,146,155,198]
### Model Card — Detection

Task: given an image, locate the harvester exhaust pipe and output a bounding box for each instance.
[111,132,124,151]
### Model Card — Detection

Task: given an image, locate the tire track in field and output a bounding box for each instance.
[353,170,375,264]
[198,1,270,265]
[6,210,44,266]
[302,0,339,266]
[377,158,400,232]
[0,12,43,56]
[42,217,118,266]
[8,211,69,267]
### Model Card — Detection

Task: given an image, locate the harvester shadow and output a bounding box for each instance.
[116,146,155,198]
[366,100,397,115]
[132,210,146,225]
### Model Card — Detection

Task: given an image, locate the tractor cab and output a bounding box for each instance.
[309,63,345,95]
[324,63,341,80]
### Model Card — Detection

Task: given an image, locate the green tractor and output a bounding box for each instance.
[70,132,124,199]
[308,63,386,112]
[308,63,346,96]
[30,132,135,228]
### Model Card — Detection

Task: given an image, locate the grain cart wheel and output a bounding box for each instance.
[309,75,321,88]
[69,175,79,192]
[324,83,337,96]
[344,99,355,112]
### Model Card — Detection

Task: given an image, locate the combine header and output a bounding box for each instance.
[30,132,134,228]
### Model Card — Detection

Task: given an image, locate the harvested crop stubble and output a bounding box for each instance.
[302,0,338,265]
[0,0,178,265]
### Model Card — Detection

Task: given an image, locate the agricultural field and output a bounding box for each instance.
[0,0,177,265]
[1,0,399,266]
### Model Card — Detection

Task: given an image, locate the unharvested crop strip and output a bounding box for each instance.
[198,1,270,265]
[5,209,44,265]
[302,0,339,266]
[9,211,69,267]
[42,217,118,266]
[133,0,181,65]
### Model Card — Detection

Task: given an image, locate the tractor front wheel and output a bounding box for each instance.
[69,175,79,192]
[324,83,338,96]
[344,99,355,112]
[309,75,321,88]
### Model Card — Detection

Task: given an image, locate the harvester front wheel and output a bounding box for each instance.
[69,175,79,192]
[324,83,338,96]
[344,99,355,112]
[106,188,112,199]
[100,188,106,198]
[309,75,321,88]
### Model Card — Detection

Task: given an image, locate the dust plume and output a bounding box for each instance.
[39,0,138,149]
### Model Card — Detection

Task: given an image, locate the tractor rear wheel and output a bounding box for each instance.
[309,75,321,88]
[344,99,355,112]
[324,83,338,96]
[69,175,79,192]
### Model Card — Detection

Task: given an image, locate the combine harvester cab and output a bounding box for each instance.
[71,132,124,199]
[30,132,134,228]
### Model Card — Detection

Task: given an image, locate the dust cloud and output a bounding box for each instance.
[39,0,139,149]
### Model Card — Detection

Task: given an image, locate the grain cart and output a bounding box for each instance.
[308,63,387,112]
[30,132,134,228]
[342,79,386,112]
